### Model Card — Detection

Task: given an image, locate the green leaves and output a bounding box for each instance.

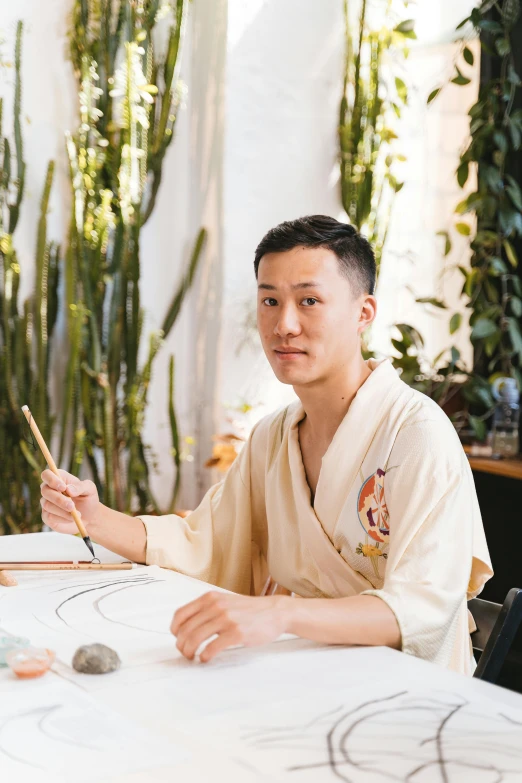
[506,176,522,211]
[389,3,522,429]
[503,239,519,267]
[393,19,417,40]
[450,313,462,334]
[511,296,522,317]
[493,129,508,155]
[451,67,471,86]
[508,317,522,358]
[490,256,508,275]
[395,322,425,349]
[502,0,521,29]
[415,297,447,308]
[469,415,487,442]
[471,318,499,340]
[455,222,471,236]
[457,161,469,188]
[394,19,415,34]
[437,230,452,256]
[509,119,522,149]
[463,46,474,66]
[495,37,511,56]
[395,77,407,103]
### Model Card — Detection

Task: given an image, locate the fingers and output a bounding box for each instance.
[172,592,242,661]
[171,591,219,635]
[65,479,96,498]
[176,617,225,660]
[199,631,238,663]
[41,484,76,515]
[41,468,67,492]
[41,508,80,535]
[172,606,223,650]
[40,496,76,523]
[40,469,95,499]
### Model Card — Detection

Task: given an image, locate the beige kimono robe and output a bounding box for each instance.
[141,358,493,674]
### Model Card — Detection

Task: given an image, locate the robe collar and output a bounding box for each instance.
[287,359,405,537]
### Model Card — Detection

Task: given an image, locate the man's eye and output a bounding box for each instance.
[263,298,278,306]
[302,298,317,306]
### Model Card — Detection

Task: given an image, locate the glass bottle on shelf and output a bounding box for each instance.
[491,377,520,458]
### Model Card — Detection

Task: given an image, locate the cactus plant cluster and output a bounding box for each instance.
[62,0,205,515]
[0,22,59,533]
[0,3,204,533]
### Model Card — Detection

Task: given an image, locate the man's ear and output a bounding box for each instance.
[358,295,377,334]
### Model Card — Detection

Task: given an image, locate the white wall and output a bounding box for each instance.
[221,0,345,427]
[221,0,480,434]
[371,39,480,370]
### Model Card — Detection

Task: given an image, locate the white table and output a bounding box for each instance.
[2,533,522,782]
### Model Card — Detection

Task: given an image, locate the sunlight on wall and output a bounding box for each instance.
[221,0,480,431]
[371,38,480,370]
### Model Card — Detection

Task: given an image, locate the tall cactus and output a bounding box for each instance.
[0,22,60,533]
[64,1,205,513]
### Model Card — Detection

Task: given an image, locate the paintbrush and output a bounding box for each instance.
[21,405,96,560]
[0,562,134,571]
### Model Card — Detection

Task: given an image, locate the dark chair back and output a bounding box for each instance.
[469,587,522,687]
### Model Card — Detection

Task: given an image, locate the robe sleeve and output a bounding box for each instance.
[360,415,493,668]
[138,418,269,595]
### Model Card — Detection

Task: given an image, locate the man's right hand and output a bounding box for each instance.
[40,469,100,535]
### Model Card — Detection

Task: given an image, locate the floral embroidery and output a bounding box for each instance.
[355,468,390,580]
[357,468,389,542]
[355,543,388,559]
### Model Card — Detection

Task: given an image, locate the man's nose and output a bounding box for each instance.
[274,304,301,337]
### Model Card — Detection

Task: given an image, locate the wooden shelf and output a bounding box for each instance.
[467,455,522,481]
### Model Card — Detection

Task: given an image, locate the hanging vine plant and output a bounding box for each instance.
[392,0,522,442]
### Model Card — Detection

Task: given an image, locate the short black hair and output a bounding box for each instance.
[254,215,376,296]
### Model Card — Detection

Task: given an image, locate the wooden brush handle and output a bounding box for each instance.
[22,405,88,539]
[0,563,133,571]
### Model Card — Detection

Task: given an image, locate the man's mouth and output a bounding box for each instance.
[274,348,306,359]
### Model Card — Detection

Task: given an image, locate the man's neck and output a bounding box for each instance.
[295,357,373,447]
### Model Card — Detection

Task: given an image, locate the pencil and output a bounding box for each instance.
[0,563,134,571]
[21,405,96,559]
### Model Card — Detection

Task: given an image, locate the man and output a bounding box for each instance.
[40,215,492,673]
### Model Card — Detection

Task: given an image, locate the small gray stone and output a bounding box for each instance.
[72,643,121,674]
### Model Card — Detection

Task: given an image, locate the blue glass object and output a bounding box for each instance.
[0,636,30,667]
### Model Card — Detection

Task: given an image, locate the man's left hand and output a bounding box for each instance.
[171,592,289,663]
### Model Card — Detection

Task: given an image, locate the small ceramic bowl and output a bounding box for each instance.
[6,647,55,679]
[0,636,30,667]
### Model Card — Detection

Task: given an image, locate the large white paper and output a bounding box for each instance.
[0,678,188,782]
[0,565,220,668]
[179,680,522,782]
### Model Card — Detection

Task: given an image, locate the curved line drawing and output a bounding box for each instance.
[54,578,158,628]
[51,575,154,593]
[92,580,170,635]
[244,690,522,782]
[38,704,98,750]
[0,706,57,770]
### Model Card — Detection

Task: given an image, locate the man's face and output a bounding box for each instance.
[256,246,376,389]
